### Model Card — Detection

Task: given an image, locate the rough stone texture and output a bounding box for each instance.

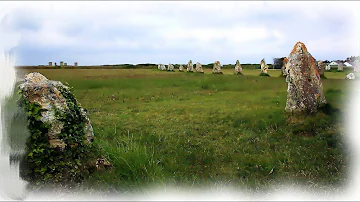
[284,42,326,113]
[187,60,194,72]
[168,64,174,71]
[345,73,356,80]
[213,61,222,74]
[179,65,184,71]
[19,72,94,151]
[281,57,288,76]
[317,60,325,77]
[158,64,161,70]
[260,59,268,74]
[195,62,204,73]
[235,60,243,74]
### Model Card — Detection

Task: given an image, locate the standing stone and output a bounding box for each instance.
[158,64,161,70]
[195,62,204,73]
[345,73,355,80]
[354,59,360,72]
[18,72,95,184]
[74,62,78,67]
[337,62,344,71]
[260,59,269,74]
[187,60,194,72]
[48,62,53,67]
[317,60,325,78]
[160,64,166,71]
[234,60,243,74]
[60,61,64,66]
[179,65,184,72]
[168,63,174,71]
[281,57,288,77]
[213,61,223,74]
[284,41,326,113]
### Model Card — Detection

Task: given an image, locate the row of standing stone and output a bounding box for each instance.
[158,59,270,75]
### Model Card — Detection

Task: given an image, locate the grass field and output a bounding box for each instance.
[15,68,355,193]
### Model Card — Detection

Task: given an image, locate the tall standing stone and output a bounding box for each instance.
[195,62,204,73]
[187,60,194,72]
[213,61,223,74]
[284,41,326,113]
[234,60,243,74]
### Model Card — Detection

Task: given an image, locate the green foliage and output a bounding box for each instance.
[17,84,99,188]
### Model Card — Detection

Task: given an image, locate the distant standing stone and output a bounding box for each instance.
[195,62,204,73]
[260,59,269,74]
[281,57,288,77]
[179,65,184,72]
[213,61,223,74]
[235,60,243,74]
[284,41,326,113]
[187,60,194,72]
[317,60,325,77]
[345,73,356,80]
[168,63,174,71]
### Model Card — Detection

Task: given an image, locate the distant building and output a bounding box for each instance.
[325,61,343,71]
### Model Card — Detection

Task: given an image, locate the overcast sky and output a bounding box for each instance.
[0,1,359,66]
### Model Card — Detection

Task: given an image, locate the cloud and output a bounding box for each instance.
[0,1,358,65]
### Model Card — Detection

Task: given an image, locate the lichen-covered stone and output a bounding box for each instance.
[187,60,194,72]
[213,61,222,74]
[235,60,243,74]
[284,42,326,113]
[19,72,94,151]
[195,62,204,73]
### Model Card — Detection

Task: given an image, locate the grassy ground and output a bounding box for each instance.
[15,68,353,193]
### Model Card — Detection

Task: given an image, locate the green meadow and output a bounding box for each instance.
[15,68,354,192]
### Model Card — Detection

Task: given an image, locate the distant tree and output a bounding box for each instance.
[273,57,286,69]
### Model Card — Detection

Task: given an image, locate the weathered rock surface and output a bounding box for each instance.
[235,60,243,74]
[195,62,204,73]
[187,60,194,72]
[284,42,326,113]
[213,61,222,74]
[345,73,356,80]
[19,72,94,151]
